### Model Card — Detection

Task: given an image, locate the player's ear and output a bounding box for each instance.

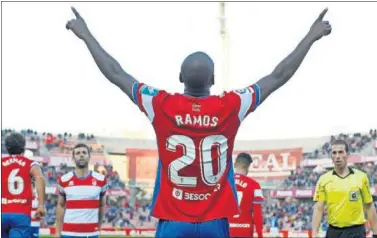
[179,72,184,83]
[211,74,215,86]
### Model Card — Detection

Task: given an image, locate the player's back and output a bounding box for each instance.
[1,155,38,238]
[230,174,264,221]
[132,82,261,222]
[1,155,35,215]
[229,173,264,237]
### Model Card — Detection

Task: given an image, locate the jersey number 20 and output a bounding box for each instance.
[8,169,25,195]
[167,135,228,187]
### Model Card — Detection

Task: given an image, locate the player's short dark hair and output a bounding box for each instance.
[331,139,349,153]
[235,153,253,168]
[72,143,91,157]
[5,132,26,155]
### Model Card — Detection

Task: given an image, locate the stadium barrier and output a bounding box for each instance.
[38,227,375,237]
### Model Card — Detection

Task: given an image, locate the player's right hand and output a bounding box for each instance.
[35,205,46,219]
[308,8,332,41]
[66,7,91,40]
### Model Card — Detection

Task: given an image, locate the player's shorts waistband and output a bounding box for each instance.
[329,224,364,230]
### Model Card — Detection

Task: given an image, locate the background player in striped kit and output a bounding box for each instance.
[55,143,108,238]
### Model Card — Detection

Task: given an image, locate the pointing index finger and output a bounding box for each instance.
[71,7,81,19]
[317,8,328,21]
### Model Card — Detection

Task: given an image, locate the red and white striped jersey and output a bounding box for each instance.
[31,195,40,227]
[58,171,108,237]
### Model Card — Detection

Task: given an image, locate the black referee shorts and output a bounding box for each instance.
[325,224,366,238]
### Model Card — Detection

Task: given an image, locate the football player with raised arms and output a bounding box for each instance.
[66,7,331,238]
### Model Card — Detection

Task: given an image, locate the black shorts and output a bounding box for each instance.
[326,224,366,238]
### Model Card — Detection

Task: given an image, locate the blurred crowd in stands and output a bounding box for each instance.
[283,162,377,188]
[263,198,314,231]
[263,198,377,232]
[2,129,377,231]
[40,162,125,189]
[305,129,377,159]
[1,129,102,156]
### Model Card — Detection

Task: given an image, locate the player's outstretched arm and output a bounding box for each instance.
[256,8,331,105]
[66,7,138,101]
[30,165,46,219]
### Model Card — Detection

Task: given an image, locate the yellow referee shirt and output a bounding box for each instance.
[313,167,373,228]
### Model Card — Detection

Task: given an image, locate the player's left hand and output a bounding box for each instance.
[35,205,46,219]
[66,7,91,40]
[308,8,332,41]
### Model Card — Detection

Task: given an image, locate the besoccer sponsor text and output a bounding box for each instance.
[172,188,211,201]
[229,223,251,228]
[2,198,27,204]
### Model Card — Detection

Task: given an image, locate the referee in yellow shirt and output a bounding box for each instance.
[312,139,377,238]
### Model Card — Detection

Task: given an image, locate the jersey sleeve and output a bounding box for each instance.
[227,84,261,121]
[57,177,65,197]
[30,161,41,168]
[361,173,373,204]
[100,177,108,197]
[252,182,264,205]
[131,82,165,122]
[313,176,326,202]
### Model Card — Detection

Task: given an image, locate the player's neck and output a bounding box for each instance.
[74,167,90,178]
[234,168,247,175]
[334,166,349,177]
[184,87,210,97]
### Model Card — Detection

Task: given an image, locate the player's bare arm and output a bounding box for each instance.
[30,165,46,219]
[256,8,331,105]
[311,201,325,237]
[66,7,138,102]
[99,195,106,230]
[55,195,66,238]
[365,202,377,235]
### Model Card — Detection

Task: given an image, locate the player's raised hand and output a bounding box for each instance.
[308,8,332,41]
[66,7,91,40]
[35,205,46,219]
